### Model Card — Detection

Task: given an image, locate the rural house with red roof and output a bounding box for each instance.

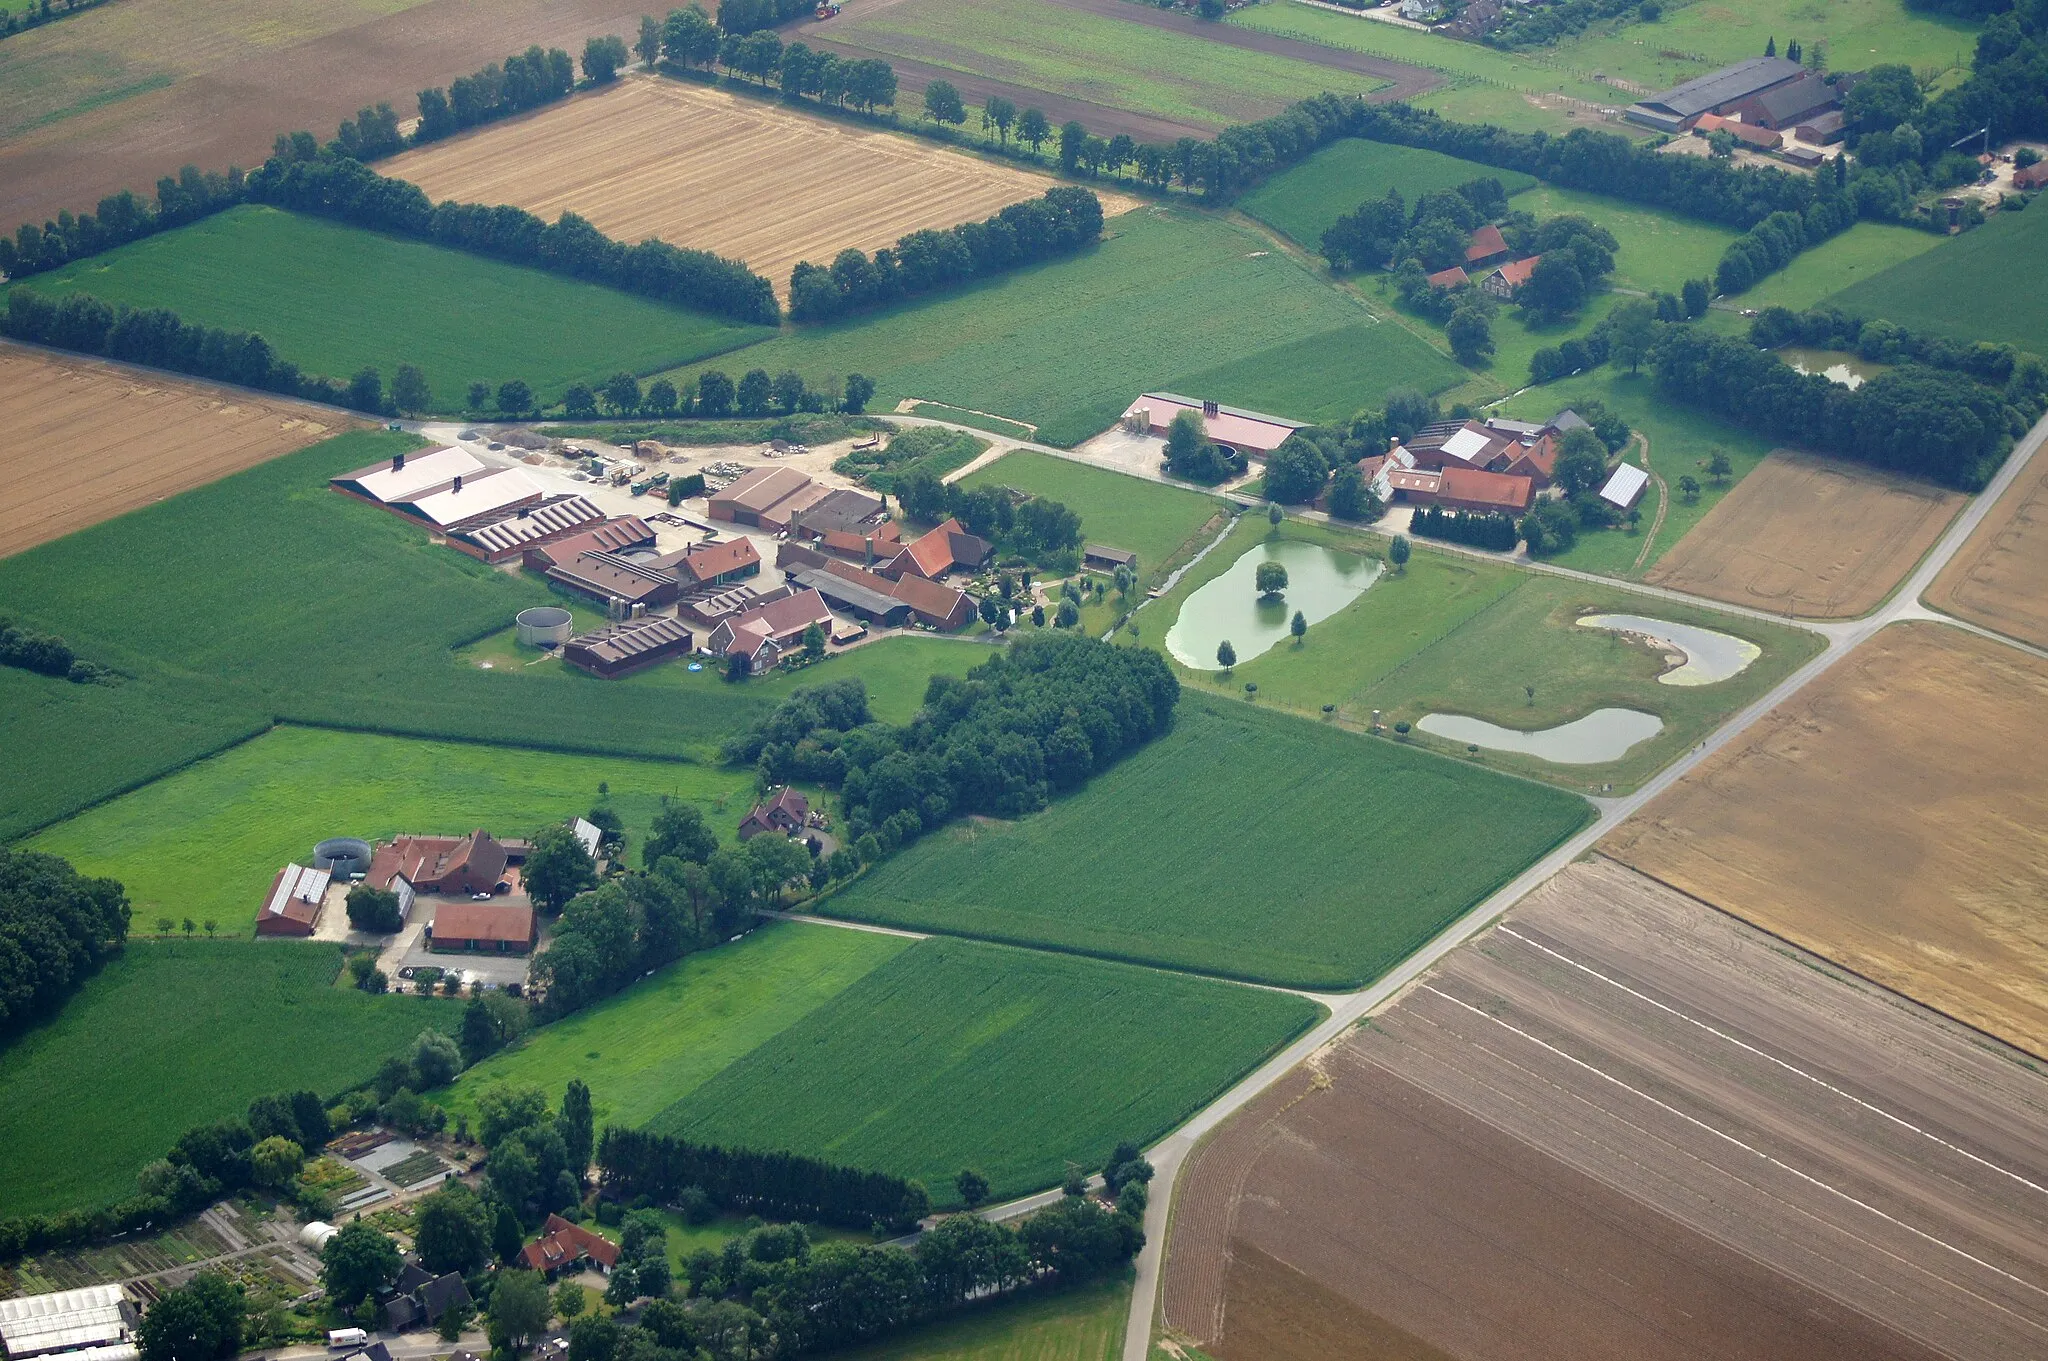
[519,1215,620,1276]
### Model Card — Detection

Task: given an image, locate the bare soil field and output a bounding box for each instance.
[1163,857,2048,1361]
[0,343,352,557]
[1603,622,2048,1057]
[1644,449,1962,617]
[0,0,650,232]
[382,78,1135,299]
[1926,445,2048,648]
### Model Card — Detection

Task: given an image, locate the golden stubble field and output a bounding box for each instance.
[1645,449,1962,618]
[0,343,353,558]
[1604,622,2048,1059]
[1926,445,2048,648]
[382,76,1140,299]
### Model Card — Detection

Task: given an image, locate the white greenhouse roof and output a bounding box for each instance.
[0,1285,134,1358]
[405,468,543,527]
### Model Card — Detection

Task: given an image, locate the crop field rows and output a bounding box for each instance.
[1928,439,2048,649]
[1829,204,2048,354]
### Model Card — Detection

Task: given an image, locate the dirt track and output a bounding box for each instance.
[0,343,353,558]
[1644,449,1962,618]
[1163,858,2048,1361]
[1926,437,2048,648]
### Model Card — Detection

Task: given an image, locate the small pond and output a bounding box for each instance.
[1780,347,1887,390]
[1576,613,1760,686]
[1417,709,1664,765]
[1166,540,1381,669]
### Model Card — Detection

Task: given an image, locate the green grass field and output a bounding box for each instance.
[960,452,1222,585]
[1737,221,1948,313]
[444,923,909,1130]
[0,939,458,1214]
[652,935,1322,1200]
[21,725,756,934]
[1165,320,1461,425]
[837,1277,1128,1361]
[822,694,1588,988]
[1828,205,2048,353]
[829,0,1387,129]
[1240,140,1539,253]
[17,205,768,406]
[659,209,1461,447]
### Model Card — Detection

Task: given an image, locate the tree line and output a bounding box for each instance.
[415,46,578,143]
[565,369,876,421]
[1749,305,2048,394]
[597,1128,931,1231]
[788,187,1104,322]
[0,850,128,1038]
[1409,506,1520,551]
[0,614,112,683]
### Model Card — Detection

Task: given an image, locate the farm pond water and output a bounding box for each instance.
[1779,348,1886,390]
[1576,613,1760,686]
[1166,540,1380,669]
[1417,709,1664,765]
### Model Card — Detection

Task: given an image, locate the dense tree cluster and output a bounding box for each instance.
[597,1128,932,1231]
[713,0,816,36]
[893,474,1084,565]
[1408,506,1520,550]
[0,615,111,683]
[136,1272,245,1361]
[789,188,1104,321]
[1321,177,1512,272]
[1750,306,2048,397]
[1160,409,1240,484]
[0,167,241,278]
[1649,326,2023,490]
[1487,0,1654,49]
[1716,194,1857,295]
[0,0,121,41]
[414,47,577,144]
[0,850,128,1033]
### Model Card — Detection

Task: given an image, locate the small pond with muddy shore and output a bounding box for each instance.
[1417,709,1665,765]
[1166,540,1380,669]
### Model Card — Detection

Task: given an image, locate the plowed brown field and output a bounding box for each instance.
[1163,858,2048,1361]
[383,77,1138,300]
[1604,621,2048,1057]
[1926,446,2048,648]
[1644,449,1961,617]
[0,343,352,558]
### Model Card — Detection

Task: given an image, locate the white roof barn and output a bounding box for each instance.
[1598,463,1650,511]
[0,1286,139,1361]
[340,447,485,503]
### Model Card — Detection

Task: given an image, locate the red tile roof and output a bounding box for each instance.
[1465,224,1508,261]
[676,537,760,584]
[1439,466,1534,511]
[1492,255,1542,290]
[1425,265,1470,289]
[519,1215,620,1273]
[894,518,967,579]
[432,900,534,945]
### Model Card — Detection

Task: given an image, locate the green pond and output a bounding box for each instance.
[1166,539,1381,669]
[1780,347,1887,390]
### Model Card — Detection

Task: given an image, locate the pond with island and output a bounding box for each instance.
[1166,539,1381,669]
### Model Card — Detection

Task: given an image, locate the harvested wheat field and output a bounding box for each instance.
[1927,446,2048,649]
[1605,622,2048,1057]
[0,343,352,558]
[1162,857,2048,1361]
[383,77,1139,299]
[1645,449,1961,617]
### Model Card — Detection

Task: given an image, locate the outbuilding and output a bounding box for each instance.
[428,901,537,954]
[1598,462,1651,512]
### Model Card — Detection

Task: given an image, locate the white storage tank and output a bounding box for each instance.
[516,606,574,647]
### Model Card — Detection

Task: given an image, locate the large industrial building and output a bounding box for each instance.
[0,1286,139,1361]
[1625,56,1843,134]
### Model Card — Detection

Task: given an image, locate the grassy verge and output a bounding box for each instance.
[906,404,1038,441]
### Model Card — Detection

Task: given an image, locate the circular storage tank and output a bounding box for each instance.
[517,606,574,648]
[313,837,373,877]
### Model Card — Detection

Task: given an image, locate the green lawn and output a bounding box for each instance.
[1828,205,2048,353]
[822,694,1588,989]
[0,939,458,1214]
[651,935,1322,1201]
[1510,184,1739,295]
[16,205,769,406]
[1737,221,1948,314]
[444,923,909,1130]
[835,1276,1128,1361]
[658,209,1460,448]
[1240,140,1539,253]
[830,0,1388,129]
[960,452,1223,587]
[21,725,756,934]
[1166,320,1463,426]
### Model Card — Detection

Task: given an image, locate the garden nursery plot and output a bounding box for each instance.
[1828,205,2048,353]
[21,725,755,934]
[0,342,354,558]
[1239,139,1538,254]
[651,936,1321,1204]
[664,208,1461,446]
[0,939,457,1216]
[19,205,768,407]
[445,924,910,1131]
[384,77,1136,302]
[823,694,1589,989]
[1927,441,2048,650]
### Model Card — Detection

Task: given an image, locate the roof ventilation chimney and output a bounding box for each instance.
[452,474,463,493]
[1202,399,1220,419]
[393,451,406,472]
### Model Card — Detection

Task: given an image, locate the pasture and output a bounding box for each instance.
[381,78,1135,303]
[19,205,768,406]
[21,725,756,935]
[662,209,1461,446]
[0,342,355,558]
[1737,221,1947,314]
[444,924,909,1131]
[1239,139,1538,253]
[1829,205,2048,352]
[838,1276,1128,1361]
[822,694,1589,989]
[0,939,458,1215]
[959,452,1223,585]
[1927,441,2048,649]
[651,935,1322,1202]
[1642,449,1961,617]
[1604,623,2048,1060]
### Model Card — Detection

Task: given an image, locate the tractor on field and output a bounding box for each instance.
[815,1,841,16]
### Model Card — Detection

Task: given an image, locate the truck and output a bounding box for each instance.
[816,1,840,16]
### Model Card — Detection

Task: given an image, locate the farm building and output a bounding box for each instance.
[1794,110,1848,145]
[1385,466,1534,515]
[543,549,686,610]
[1598,462,1651,512]
[454,496,606,563]
[428,901,537,954]
[708,467,830,531]
[799,560,975,629]
[1501,437,1559,489]
[255,863,330,937]
[1694,113,1782,151]
[1624,56,1820,133]
[1121,393,1306,460]
[708,588,834,673]
[884,518,992,581]
[1465,224,1509,266]
[522,518,656,571]
[0,1285,138,1361]
[678,581,773,630]
[791,488,888,541]
[560,616,694,678]
[2015,162,2048,190]
[331,447,545,529]
[383,1262,472,1333]
[1425,265,1470,290]
[739,787,810,841]
[1727,72,1839,131]
[369,831,513,898]
[520,1215,619,1277]
[1085,545,1138,572]
[1780,145,1826,169]
[674,538,761,587]
[1480,255,1542,299]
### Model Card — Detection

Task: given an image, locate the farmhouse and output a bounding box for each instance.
[739,787,809,841]
[1121,393,1306,460]
[0,1285,139,1361]
[800,559,975,629]
[428,900,537,955]
[255,863,329,937]
[520,1215,619,1277]
[1385,465,1534,515]
[1464,224,1509,266]
[369,830,513,897]
[673,537,761,588]
[1624,56,1817,133]
[708,588,834,673]
[455,496,606,563]
[1480,255,1542,299]
[1425,265,1470,290]
[884,518,992,580]
[382,1262,472,1333]
[561,615,694,678]
[1598,462,1651,512]
[708,467,830,531]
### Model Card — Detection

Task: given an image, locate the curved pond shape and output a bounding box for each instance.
[1166,540,1381,669]
[1418,709,1664,765]
[1780,347,1886,391]
[1576,613,1761,687]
